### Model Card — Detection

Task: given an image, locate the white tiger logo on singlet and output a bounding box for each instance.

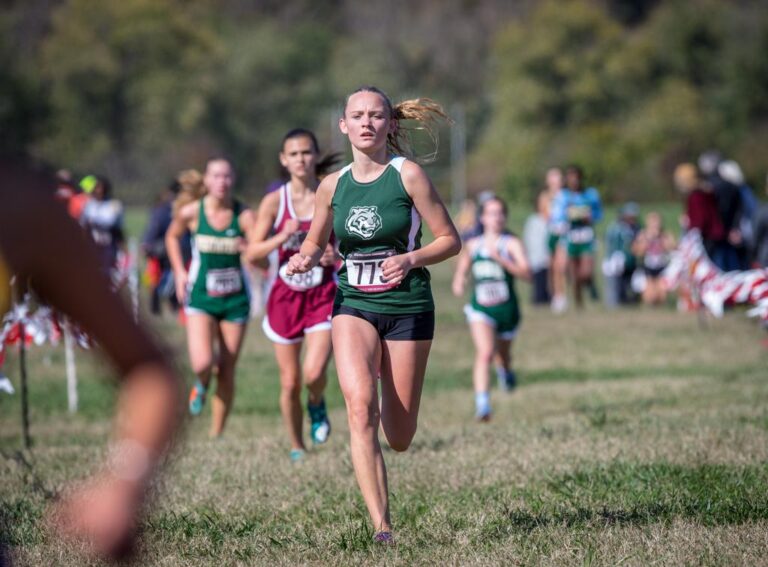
[345,206,383,240]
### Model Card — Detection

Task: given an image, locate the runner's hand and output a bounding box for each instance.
[49,472,143,560]
[319,243,337,267]
[380,253,414,286]
[487,236,504,262]
[452,279,465,297]
[286,253,312,276]
[175,271,188,304]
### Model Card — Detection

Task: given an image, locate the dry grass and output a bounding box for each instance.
[2,257,767,566]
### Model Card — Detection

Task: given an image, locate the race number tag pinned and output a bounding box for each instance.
[278,264,324,291]
[345,250,399,293]
[206,268,242,297]
[475,281,510,307]
[568,226,594,244]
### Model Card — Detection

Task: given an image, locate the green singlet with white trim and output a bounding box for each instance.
[187,199,250,322]
[468,236,520,334]
[332,156,433,314]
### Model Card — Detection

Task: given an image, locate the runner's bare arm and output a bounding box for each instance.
[400,161,461,268]
[244,192,292,265]
[451,242,472,297]
[238,207,268,269]
[499,236,531,280]
[0,186,182,559]
[287,173,338,275]
[165,201,196,276]
[165,201,197,302]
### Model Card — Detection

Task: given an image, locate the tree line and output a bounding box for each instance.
[2,0,767,204]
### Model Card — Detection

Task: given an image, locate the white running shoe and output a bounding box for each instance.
[0,375,14,395]
[551,295,568,314]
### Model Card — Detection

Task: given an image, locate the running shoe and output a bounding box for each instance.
[504,369,518,391]
[373,531,394,545]
[188,380,207,416]
[289,448,305,462]
[496,366,511,392]
[589,280,600,301]
[551,294,568,314]
[475,391,491,422]
[475,410,492,423]
[308,398,331,445]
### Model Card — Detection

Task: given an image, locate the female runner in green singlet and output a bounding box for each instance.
[166,157,258,438]
[452,196,530,421]
[286,86,461,542]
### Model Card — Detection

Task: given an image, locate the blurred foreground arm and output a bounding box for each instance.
[0,180,182,559]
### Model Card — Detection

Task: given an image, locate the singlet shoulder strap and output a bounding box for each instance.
[273,183,287,230]
[196,199,208,233]
[468,237,482,257]
[389,156,406,172]
[284,181,300,220]
[338,163,353,178]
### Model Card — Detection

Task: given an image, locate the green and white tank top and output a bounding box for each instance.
[469,235,519,318]
[188,199,248,307]
[332,156,433,314]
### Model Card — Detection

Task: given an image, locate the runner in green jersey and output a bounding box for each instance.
[166,157,259,437]
[452,196,530,421]
[286,86,461,543]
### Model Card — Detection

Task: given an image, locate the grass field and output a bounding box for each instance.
[2,203,768,566]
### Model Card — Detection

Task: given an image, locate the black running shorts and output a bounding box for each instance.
[332,305,435,341]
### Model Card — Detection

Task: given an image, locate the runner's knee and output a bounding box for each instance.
[385,423,417,452]
[346,398,379,434]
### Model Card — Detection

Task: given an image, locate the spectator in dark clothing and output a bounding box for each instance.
[675,163,724,256]
[719,159,755,269]
[142,181,180,314]
[711,175,743,271]
[753,173,768,268]
[698,150,743,271]
[80,175,125,273]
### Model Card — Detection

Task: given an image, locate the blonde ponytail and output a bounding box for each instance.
[390,98,452,163]
[172,169,205,217]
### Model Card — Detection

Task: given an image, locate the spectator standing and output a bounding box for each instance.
[80,175,125,273]
[523,191,551,305]
[603,202,640,307]
[633,211,675,305]
[753,173,768,268]
[142,180,180,315]
[675,163,724,257]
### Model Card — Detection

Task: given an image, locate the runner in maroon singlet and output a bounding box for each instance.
[245,129,341,460]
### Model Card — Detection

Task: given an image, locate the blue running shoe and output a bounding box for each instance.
[289,448,305,462]
[475,391,491,422]
[188,380,206,416]
[308,398,331,445]
[373,531,394,545]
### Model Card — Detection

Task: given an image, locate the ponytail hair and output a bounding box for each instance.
[281,128,344,179]
[172,168,205,217]
[344,86,452,163]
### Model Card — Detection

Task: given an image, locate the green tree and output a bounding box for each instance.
[38,0,219,190]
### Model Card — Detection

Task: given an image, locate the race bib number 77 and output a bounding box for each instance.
[345,250,399,293]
